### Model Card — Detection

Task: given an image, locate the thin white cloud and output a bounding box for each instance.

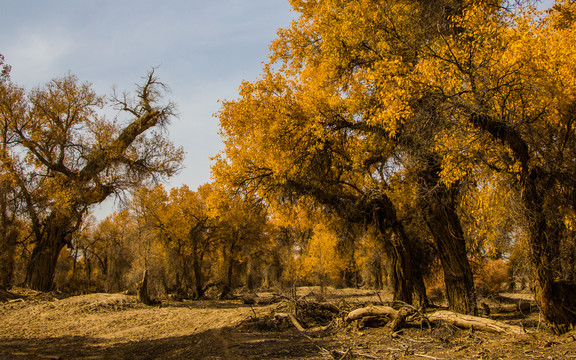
[5,27,73,86]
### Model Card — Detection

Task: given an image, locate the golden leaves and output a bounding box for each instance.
[300,222,346,283]
[215,0,576,272]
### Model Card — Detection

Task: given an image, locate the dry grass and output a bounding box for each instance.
[0,287,575,359]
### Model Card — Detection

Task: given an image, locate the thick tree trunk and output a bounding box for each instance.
[0,225,18,288]
[25,216,70,291]
[137,270,157,305]
[425,197,477,315]
[420,159,477,315]
[524,170,576,334]
[189,228,208,299]
[221,258,234,299]
[177,254,193,297]
[533,280,576,334]
[0,190,18,288]
[192,249,205,299]
[219,243,236,299]
[106,244,123,293]
[246,256,256,291]
[471,114,576,331]
[372,193,426,305]
[382,229,414,305]
[412,268,429,308]
[381,225,428,306]
[84,253,92,284]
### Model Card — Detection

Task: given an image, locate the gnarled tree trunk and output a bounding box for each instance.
[381,236,412,304]
[25,215,71,291]
[420,158,477,315]
[0,225,18,289]
[373,194,427,306]
[192,241,206,299]
[137,270,158,305]
[524,169,576,334]
[219,240,237,300]
[471,114,576,332]
[0,186,18,289]
[425,195,477,315]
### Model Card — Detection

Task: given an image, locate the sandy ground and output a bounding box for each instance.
[1,288,575,359]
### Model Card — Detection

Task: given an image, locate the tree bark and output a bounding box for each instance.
[137,270,155,305]
[370,192,428,305]
[425,196,477,315]
[219,241,236,300]
[470,114,576,332]
[0,224,18,288]
[0,187,18,288]
[379,227,428,307]
[192,243,205,299]
[382,229,414,305]
[523,169,576,334]
[25,215,70,291]
[420,158,477,315]
[221,258,234,299]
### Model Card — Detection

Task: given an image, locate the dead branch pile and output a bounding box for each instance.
[294,300,340,328]
[239,298,342,335]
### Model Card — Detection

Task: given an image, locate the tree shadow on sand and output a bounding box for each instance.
[0,326,331,360]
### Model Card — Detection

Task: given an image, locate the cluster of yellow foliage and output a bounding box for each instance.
[214,0,576,326]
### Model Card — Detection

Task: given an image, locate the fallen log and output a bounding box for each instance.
[241,294,283,305]
[427,310,525,334]
[346,306,417,331]
[492,302,534,313]
[346,306,525,335]
[345,306,398,322]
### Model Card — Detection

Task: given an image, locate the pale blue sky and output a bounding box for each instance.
[0,0,555,217]
[0,1,295,215]
[0,0,294,176]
